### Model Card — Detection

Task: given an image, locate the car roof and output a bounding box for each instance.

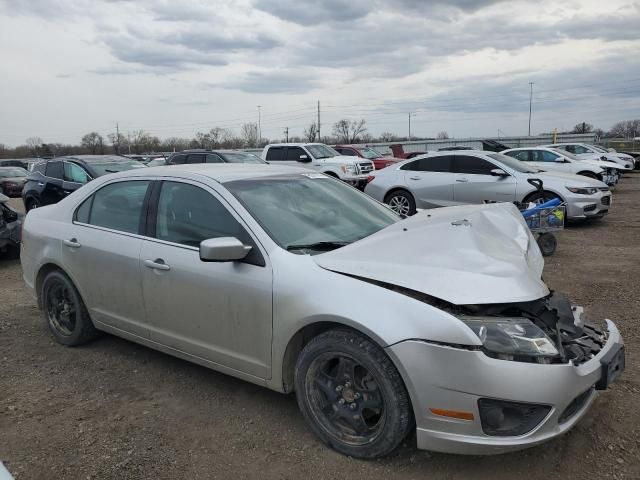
[104,163,306,183]
[266,143,326,147]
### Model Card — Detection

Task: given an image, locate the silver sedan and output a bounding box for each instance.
[365,150,612,220]
[20,164,624,458]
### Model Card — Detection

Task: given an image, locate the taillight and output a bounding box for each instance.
[366,175,375,183]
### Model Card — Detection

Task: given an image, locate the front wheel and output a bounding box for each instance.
[385,190,416,216]
[294,329,414,459]
[25,197,40,211]
[537,233,557,256]
[524,190,560,206]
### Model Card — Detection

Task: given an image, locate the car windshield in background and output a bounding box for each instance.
[550,148,582,161]
[590,145,608,153]
[357,147,383,159]
[89,160,146,176]
[225,174,400,253]
[0,167,28,177]
[222,152,264,164]
[487,153,540,173]
[307,145,340,159]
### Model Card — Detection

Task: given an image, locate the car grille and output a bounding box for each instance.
[602,196,611,205]
[559,388,594,424]
[598,187,609,192]
[357,162,374,175]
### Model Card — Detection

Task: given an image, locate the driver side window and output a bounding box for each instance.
[64,162,90,184]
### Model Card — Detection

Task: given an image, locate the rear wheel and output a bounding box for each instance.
[25,197,40,211]
[41,270,99,346]
[294,329,413,459]
[385,190,416,216]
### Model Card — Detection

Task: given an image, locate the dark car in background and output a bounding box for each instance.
[0,167,29,197]
[22,155,146,211]
[167,149,265,165]
[0,192,23,256]
[332,145,400,170]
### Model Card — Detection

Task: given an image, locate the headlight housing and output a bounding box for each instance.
[460,316,559,361]
[566,186,598,195]
[340,165,357,174]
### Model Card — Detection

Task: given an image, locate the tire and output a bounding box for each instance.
[385,190,416,216]
[25,197,40,211]
[524,190,561,206]
[41,270,99,346]
[537,233,557,256]
[294,329,414,459]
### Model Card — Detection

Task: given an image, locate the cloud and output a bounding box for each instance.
[215,71,320,94]
[253,0,371,25]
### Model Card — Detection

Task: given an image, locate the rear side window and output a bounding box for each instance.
[286,147,307,161]
[33,162,46,174]
[81,181,150,234]
[64,162,91,183]
[170,154,187,164]
[401,156,453,172]
[206,154,224,163]
[266,147,285,161]
[45,161,64,179]
[187,154,205,164]
[453,155,496,175]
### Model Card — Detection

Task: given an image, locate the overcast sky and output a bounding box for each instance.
[1,0,639,146]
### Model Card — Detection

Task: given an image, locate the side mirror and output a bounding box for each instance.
[490,168,509,177]
[298,154,311,163]
[200,237,251,262]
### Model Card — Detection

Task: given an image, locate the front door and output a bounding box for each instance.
[140,180,273,379]
[42,160,65,205]
[401,155,455,208]
[452,154,517,204]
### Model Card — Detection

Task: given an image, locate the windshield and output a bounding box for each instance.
[222,152,264,164]
[487,153,540,173]
[549,148,581,161]
[307,144,340,159]
[89,160,146,176]
[357,147,383,159]
[590,145,608,153]
[0,167,27,178]
[225,174,400,254]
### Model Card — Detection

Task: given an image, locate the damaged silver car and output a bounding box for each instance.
[0,192,23,257]
[20,164,625,458]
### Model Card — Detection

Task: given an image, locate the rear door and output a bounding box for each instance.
[186,154,206,164]
[452,154,517,204]
[42,161,65,205]
[62,180,151,337]
[400,155,455,208]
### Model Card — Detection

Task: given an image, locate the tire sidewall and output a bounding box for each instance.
[294,330,412,459]
[386,190,416,216]
[41,271,91,346]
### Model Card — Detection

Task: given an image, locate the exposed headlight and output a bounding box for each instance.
[340,165,357,174]
[460,316,559,360]
[566,186,598,195]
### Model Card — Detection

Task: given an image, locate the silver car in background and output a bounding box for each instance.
[365,150,612,220]
[20,164,624,458]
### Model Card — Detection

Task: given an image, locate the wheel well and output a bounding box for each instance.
[577,170,598,178]
[522,189,564,204]
[281,322,359,393]
[383,187,411,202]
[323,171,339,178]
[35,263,64,309]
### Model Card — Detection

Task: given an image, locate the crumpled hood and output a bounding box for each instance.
[314,203,549,305]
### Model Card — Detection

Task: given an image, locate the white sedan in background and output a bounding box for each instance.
[502,147,620,186]
[545,143,634,170]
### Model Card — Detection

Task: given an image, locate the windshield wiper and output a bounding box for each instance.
[286,241,351,251]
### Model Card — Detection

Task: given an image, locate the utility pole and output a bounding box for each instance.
[528,81,534,136]
[317,101,321,142]
[284,127,289,142]
[257,105,262,146]
[127,132,131,154]
[408,112,416,140]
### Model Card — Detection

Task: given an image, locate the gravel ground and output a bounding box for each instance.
[1,174,639,480]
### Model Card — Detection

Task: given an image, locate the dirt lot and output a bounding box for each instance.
[1,175,639,480]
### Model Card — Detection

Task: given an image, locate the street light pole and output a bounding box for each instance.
[408,112,416,140]
[257,105,262,146]
[528,82,534,136]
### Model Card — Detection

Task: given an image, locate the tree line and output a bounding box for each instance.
[1,118,638,159]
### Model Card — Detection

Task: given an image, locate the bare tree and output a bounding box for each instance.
[332,119,367,143]
[162,137,191,152]
[240,123,259,147]
[25,137,44,156]
[303,122,318,142]
[107,132,127,154]
[378,132,396,142]
[81,132,105,154]
[436,131,449,139]
[571,122,594,134]
[608,119,640,138]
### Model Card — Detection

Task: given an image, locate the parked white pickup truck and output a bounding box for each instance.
[261,143,374,189]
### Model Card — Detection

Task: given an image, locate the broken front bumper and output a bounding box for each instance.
[0,218,22,249]
[386,319,623,455]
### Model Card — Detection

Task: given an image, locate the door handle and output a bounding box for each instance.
[63,238,81,248]
[144,259,171,271]
[456,178,469,183]
[409,176,421,180]
[38,182,45,186]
